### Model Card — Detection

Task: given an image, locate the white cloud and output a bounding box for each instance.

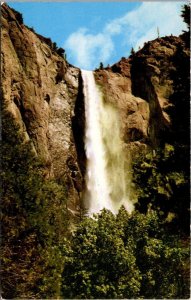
[64,2,187,70]
[114,2,187,50]
[105,21,122,35]
[65,28,114,69]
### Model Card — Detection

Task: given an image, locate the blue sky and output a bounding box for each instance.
[8,1,187,70]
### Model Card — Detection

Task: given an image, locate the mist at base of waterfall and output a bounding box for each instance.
[82,70,134,216]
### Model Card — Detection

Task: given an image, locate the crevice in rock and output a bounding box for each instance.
[71,71,86,179]
[44,94,50,104]
[55,61,66,84]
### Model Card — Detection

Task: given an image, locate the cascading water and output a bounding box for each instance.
[82,70,134,215]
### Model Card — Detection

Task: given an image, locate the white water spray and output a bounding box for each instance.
[82,70,134,215]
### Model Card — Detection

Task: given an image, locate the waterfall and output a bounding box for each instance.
[82,70,134,215]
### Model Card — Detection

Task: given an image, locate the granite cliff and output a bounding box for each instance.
[2,4,83,213]
[95,35,189,151]
[1,3,190,299]
[2,3,190,211]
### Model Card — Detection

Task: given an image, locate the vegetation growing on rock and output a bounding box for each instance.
[1,109,69,298]
[1,3,190,299]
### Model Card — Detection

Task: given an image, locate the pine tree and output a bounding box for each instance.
[131,47,135,55]
[99,62,104,69]
[181,4,190,30]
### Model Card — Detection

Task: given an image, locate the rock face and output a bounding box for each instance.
[2,3,189,210]
[94,61,150,156]
[94,35,189,155]
[2,4,83,211]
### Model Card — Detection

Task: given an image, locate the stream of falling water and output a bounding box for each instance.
[81,70,134,215]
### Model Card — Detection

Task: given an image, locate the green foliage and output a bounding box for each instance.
[181,4,190,30]
[52,42,58,51]
[132,144,189,233]
[99,62,104,69]
[61,209,141,299]
[131,47,135,55]
[124,209,189,299]
[61,208,189,299]
[52,42,66,58]
[57,47,65,56]
[1,109,69,298]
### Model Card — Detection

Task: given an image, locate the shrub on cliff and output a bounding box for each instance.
[181,4,190,30]
[132,144,189,234]
[57,47,65,56]
[99,62,104,69]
